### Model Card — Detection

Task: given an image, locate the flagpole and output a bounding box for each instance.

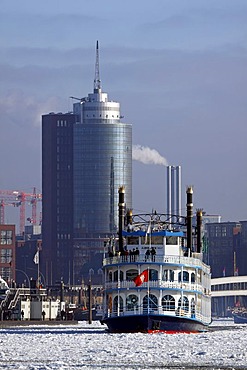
[148,219,151,315]
[33,249,40,287]
[147,266,150,315]
[37,248,40,289]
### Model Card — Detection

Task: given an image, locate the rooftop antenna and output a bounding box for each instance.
[94,40,101,92]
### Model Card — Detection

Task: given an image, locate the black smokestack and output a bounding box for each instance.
[196,209,203,253]
[186,186,193,257]
[118,186,125,253]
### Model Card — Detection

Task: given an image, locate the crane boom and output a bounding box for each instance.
[0,188,42,234]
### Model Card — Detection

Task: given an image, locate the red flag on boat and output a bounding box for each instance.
[133,269,149,287]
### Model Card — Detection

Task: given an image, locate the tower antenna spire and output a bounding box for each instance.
[94,40,101,91]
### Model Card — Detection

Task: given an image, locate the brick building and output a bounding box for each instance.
[0,224,16,284]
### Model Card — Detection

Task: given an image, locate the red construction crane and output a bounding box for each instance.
[0,199,20,224]
[0,190,20,225]
[0,187,42,234]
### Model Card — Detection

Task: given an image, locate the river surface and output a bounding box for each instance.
[0,319,246,369]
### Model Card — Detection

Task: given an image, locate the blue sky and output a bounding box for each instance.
[0,0,247,223]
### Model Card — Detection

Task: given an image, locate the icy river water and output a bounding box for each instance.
[0,319,246,370]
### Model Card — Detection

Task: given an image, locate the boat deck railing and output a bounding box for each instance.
[105,280,208,294]
[103,255,209,272]
[104,306,211,325]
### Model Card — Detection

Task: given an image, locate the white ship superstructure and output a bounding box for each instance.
[101,187,211,333]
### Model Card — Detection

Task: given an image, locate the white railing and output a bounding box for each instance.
[1,287,48,312]
[105,280,204,293]
[103,255,207,270]
[103,306,211,325]
[0,289,12,311]
[8,289,20,310]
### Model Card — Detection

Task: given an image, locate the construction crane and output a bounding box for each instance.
[0,199,20,224]
[69,96,82,101]
[0,187,42,234]
[0,190,20,225]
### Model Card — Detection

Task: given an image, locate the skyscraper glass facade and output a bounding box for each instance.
[74,122,132,238]
[72,86,132,283]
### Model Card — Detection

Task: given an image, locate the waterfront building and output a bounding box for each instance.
[235,220,247,277]
[0,224,16,284]
[15,225,42,287]
[191,213,221,264]
[206,221,242,278]
[41,42,132,285]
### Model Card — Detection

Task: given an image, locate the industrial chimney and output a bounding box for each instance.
[118,186,125,253]
[196,209,203,253]
[167,166,182,221]
[186,186,193,257]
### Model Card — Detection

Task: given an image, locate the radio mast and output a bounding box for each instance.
[94,40,101,92]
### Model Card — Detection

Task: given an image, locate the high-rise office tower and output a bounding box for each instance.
[42,42,132,285]
[42,112,76,285]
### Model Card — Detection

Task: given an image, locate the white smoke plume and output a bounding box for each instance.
[132,145,168,166]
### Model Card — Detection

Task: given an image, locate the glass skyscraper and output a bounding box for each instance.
[73,89,132,238]
[42,43,132,285]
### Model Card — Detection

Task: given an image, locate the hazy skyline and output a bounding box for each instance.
[0,0,246,224]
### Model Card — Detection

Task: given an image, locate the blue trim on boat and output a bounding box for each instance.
[105,261,203,270]
[122,230,184,237]
[106,287,204,295]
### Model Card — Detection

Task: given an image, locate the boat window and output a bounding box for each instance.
[107,295,112,312]
[191,273,195,283]
[162,295,175,311]
[163,270,168,281]
[141,235,162,245]
[163,269,174,282]
[178,296,189,311]
[126,269,138,281]
[166,236,178,245]
[151,236,163,245]
[113,271,118,282]
[178,271,189,282]
[113,296,123,313]
[191,298,195,315]
[126,294,138,311]
[113,270,123,281]
[108,271,112,282]
[127,236,139,245]
[150,269,158,281]
[143,294,158,312]
[141,236,150,244]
